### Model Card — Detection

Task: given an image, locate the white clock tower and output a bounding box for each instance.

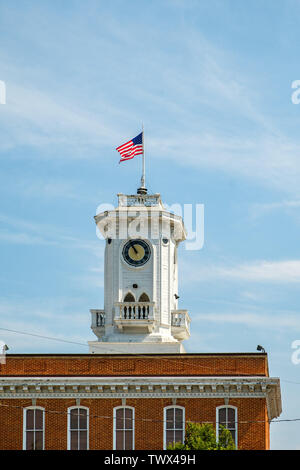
[88,189,190,354]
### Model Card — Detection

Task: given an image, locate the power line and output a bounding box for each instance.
[0,402,294,426]
[0,327,87,347]
[0,326,272,376]
[0,326,287,427]
[281,380,300,385]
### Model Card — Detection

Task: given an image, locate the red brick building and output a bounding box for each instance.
[0,353,281,450]
[0,190,282,450]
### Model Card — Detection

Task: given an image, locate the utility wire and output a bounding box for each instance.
[0,326,274,376]
[0,325,287,428]
[0,402,293,426]
[0,327,87,346]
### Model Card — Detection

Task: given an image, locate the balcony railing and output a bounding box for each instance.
[90,309,105,339]
[171,310,190,340]
[117,302,153,320]
[114,302,155,333]
[90,306,190,340]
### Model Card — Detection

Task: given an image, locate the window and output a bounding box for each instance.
[138,293,150,302]
[23,407,44,450]
[68,407,89,450]
[164,406,185,449]
[124,293,135,302]
[216,406,237,447]
[113,407,134,450]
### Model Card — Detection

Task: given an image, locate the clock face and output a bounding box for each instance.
[122,239,151,267]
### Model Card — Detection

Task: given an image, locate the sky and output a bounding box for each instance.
[1,0,300,449]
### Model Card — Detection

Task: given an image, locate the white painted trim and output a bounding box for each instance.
[67,406,89,450]
[163,405,185,450]
[0,376,281,420]
[216,405,238,448]
[23,406,45,450]
[113,406,135,450]
[1,375,279,382]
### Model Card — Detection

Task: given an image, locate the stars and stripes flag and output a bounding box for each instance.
[116,132,143,163]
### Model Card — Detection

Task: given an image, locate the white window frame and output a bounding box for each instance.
[216,405,238,448]
[23,406,45,450]
[163,406,185,450]
[67,406,89,450]
[113,406,135,450]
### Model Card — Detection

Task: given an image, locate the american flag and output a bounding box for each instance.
[116,132,143,163]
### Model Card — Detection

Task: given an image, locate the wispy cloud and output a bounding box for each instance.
[0,212,100,254]
[0,82,121,154]
[13,179,90,202]
[0,297,92,353]
[0,229,56,246]
[182,259,300,284]
[1,4,300,197]
[250,200,300,219]
[72,267,104,289]
[193,311,300,331]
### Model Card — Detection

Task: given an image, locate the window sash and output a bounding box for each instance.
[164,407,184,448]
[114,408,134,450]
[217,407,237,446]
[24,408,44,450]
[68,408,88,450]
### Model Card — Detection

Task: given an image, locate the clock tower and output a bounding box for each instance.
[88,190,191,354]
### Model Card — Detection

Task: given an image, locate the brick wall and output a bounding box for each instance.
[0,353,269,377]
[0,354,270,450]
[0,397,269,450]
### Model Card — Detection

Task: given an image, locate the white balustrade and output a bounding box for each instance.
[115,302,154,321]
[171,310,190,340]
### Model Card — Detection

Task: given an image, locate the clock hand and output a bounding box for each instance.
[132,245,138,254]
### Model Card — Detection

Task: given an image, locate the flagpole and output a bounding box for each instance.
[142,123,145,188]
[138,123,147,194]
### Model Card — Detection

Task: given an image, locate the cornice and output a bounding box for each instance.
[0,376,281,420]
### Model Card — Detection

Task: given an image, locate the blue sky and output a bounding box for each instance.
[1,0,300,449]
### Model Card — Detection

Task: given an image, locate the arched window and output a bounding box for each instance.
[216,406,238,447]
[163,406,185,449]
[23,406,45,450]
[113,406,134,450]
[68,406,89,450]
[139,293,150,302]
[123,293,136,319]
[124,293,135,302]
